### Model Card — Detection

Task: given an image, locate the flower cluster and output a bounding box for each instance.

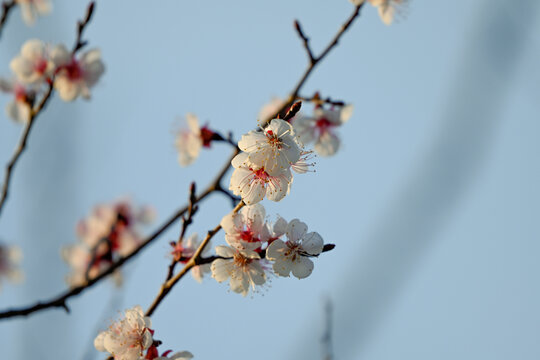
[349,0,407,25]
[94,305,193,360]
[230,118,310,204]
[62,199,154,287]
[211,204,324,296]
[15,0,52,26]
[0,243,23,292]
[0,39,105,123]
[292,103,353,157]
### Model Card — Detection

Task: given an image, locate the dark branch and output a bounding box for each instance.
[0,148,239,319]
[294,20,315,64]
[0,0,15,40]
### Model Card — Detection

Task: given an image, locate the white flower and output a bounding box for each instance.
[211,245,266,296]
[170,233,211,283]
[229,152,293,205]
[266,219,324,279]
[0,78,32,124]
[368,0,407,25]
[51,44,105,101]
[15,0,52,26]
[174,113,216,166]
[292,104,353,157]
[10,39,54,85]
[0,243,24,291]
[94,305,153,360]
[220,204,271,251]
[238,118,302,176]
[62,199,154,287]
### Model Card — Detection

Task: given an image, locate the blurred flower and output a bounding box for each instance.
[94,305,153,360]
[266,219,324,279]
[292,104,353,157]
[229,152,292,205]
[211,245,266,296]
[238,119,302,176]
[170,233,211,283]
[258,97,291,124]
[369,0,407,25]
[0,243,23,292]
[15,0,52,26]
[0,78,34,124]
[145,347,194,360]
[62,199,154,287]
[10,39,54,85]
[51,44,105,101]
[175,113,218,167]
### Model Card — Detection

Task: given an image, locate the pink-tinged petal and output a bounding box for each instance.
[315,131,340,157]
[302,232,324,255]
[291,257,314,279]
[286,219,308,243]
[241,204,266,233]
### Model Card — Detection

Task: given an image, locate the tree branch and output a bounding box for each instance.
[0,0,15,40]
[0,1,96,219]
[270,3,365,123]
[145,201,245,317]
[0,148,239,319]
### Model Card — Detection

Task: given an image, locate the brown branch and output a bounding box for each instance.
[145,201,245,317]
[0,1,96,219]
[165,183,199,281]
[0,148,239,319]
[0,0,16,40]
[270,3,365,123]
[297,94,346,107]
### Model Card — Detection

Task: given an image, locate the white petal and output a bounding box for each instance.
[315,131,340,157]
[211,259,233,282]
[286,219,308,243]
[94,331,107,352]
[291,257,314,279]
[265,239,286,260]
[272,258,293,277]
[302,232,324,255]
[238,131,266,153]
[340,104,354,123]
[214,245,235,258]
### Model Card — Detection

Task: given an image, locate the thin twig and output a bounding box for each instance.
[166,183,199,281]
[270,3,365,123]
[0,1,96,219]
[298,94,346,107]
[0,0,16,40]
[0,148,239,319]
[145,201,245,317]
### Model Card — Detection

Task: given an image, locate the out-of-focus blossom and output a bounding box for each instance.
[0,243,23,292]
[258,97,290,124]
[369,0,407,25]
[170,233,211,283]
[229,152,293,205]
[238,119,302,176]
[292,104,353,157]
[266,219,324,279]
[62,199,154,287]
[0,78,34,124]
[94,305,153,360]
[10,39,54,85]
[15,0,52,26]
[51,44,105,101]
[211,245,266,296]
[145,347,194,360]
[175,113,218,167]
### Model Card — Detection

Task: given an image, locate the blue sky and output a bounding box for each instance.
[1,1,540,359]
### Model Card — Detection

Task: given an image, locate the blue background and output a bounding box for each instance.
[1,1,540,359]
